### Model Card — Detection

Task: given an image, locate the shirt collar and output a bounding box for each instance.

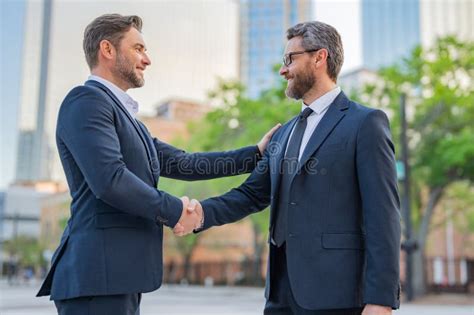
[302,86,341,115]
[88,75,139,118]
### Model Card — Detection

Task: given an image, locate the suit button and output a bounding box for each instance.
[320,168,327,175]
[150,159,160,171]
[155,215,168,224]
[289,233,294,238]
[289,201,297,206]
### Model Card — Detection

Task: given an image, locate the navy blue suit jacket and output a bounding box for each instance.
[199,92,401,310]
[37,80,260,300]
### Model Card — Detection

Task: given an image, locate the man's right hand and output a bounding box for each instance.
[173,196,202,236]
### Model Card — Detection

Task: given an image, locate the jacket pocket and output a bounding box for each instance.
[321,232,364,250]
[95,212,146,229]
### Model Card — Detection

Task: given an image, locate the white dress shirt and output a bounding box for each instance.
[88,75,139,119]
[287,86,342,160]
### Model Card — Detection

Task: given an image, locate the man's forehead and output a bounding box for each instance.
[124,28,147,46]
[140,33,148,48]
[285,37,303,52]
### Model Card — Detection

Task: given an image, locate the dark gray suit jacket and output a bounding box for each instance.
[37,80,260,300]
[199,92,401,310]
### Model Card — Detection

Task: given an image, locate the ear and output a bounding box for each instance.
[314,48,329,66]
[98,39,115,61]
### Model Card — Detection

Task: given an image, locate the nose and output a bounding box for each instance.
[279,64,288,76]
[143,52,151,66]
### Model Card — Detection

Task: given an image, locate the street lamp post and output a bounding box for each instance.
[400,93,417,301]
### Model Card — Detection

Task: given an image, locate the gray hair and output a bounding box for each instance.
[83,14,143,70]
[287,21,344,82]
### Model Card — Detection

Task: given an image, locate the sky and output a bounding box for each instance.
[314,0,362,72]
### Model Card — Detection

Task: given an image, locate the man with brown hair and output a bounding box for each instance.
[36,14,278,315]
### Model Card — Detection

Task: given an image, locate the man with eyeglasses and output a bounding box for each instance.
[182,21,401,315]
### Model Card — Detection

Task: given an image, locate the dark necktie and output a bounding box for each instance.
[273,107,313,247]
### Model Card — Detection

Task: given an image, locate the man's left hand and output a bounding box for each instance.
[257,123,281,155]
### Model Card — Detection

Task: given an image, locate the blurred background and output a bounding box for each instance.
[0,0,473,312]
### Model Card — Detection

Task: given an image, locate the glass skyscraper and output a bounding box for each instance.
[361,0,473,70]
[240,0,313,98]
[362,0,420,70]
[1,0,27,189]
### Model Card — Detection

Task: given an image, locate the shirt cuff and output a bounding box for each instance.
[193,209,205,233]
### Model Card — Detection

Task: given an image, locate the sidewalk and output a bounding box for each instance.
[1,281,473,315]
[410,293,474,306]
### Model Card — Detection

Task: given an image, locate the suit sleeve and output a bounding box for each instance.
[356,109,401,308]
[151,138,261,181]
[58,90,183,227]
[197,147,272,230]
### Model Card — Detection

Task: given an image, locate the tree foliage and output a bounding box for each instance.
[358,36,474,188]
[3,236,47,268]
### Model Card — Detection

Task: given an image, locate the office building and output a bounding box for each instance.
[239,0,313,98]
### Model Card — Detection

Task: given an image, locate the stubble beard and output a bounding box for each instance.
[113,52,144,89]
[285,67,316,100]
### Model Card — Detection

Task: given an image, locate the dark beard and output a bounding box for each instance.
[285,69,315,100]
[113,52,144,88]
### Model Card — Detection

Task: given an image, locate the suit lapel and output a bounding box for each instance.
[85,80,156,183]
[292,92,350,181]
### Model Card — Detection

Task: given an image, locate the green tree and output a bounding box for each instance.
[3,236,47,270]
[160,76,299,283]
[159,179,216,283]
[428,181,474,254]
[192,78,299,283]
[355,36,474,297]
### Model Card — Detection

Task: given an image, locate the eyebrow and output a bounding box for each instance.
[134,43,147,51]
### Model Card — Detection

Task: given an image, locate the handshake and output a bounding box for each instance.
[173,196,203,236]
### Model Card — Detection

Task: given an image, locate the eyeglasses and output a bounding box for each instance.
[282,48,328,67]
